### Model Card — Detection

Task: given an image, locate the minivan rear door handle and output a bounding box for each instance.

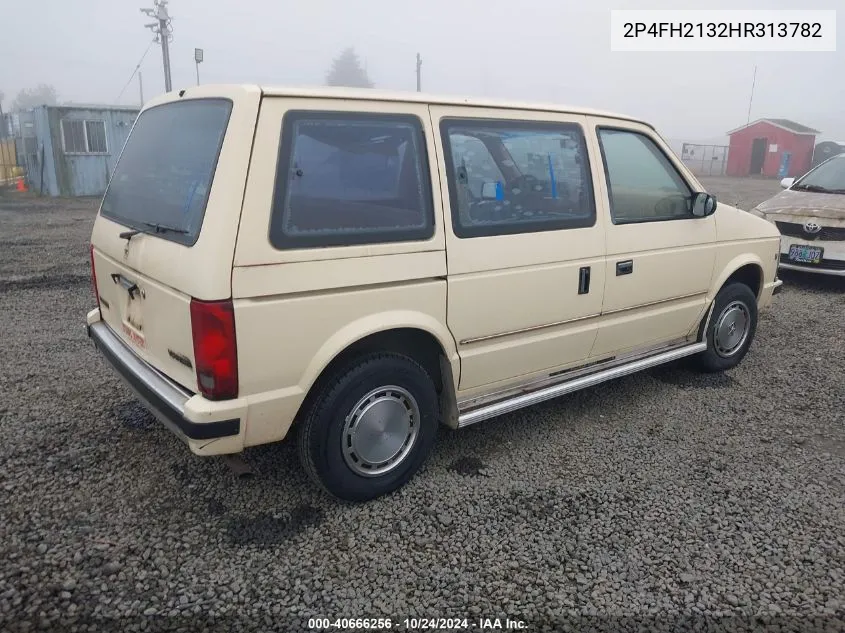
[111,273,139,299]
[616,260,634,276]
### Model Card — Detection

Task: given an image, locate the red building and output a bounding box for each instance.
[726,118,819,178]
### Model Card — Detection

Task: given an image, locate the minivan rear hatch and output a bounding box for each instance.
[90,86,261,392]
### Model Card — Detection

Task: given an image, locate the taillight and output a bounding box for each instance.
[190,299,238,400]
[89,244,101,313]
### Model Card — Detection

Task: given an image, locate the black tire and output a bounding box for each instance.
[297,352,439,502]
[693,282,758,373]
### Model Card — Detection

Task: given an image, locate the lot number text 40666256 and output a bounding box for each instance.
[307,617,528,630]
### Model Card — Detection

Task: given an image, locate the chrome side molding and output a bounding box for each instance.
[456,341,706,428]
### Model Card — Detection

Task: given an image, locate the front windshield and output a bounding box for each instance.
[793,155,845,193]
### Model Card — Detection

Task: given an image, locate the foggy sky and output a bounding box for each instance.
[3,0,843,144]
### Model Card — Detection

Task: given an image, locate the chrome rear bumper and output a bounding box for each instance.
[87,320,240,441]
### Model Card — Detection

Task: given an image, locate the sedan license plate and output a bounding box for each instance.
[788,244,823,264]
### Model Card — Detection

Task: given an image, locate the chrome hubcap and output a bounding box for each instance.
[713,301,750,358]
[342,386,420,477]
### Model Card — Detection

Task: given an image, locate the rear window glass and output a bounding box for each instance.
[100,99,232,246]
[269,111,434,249]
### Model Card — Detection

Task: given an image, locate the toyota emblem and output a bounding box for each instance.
[803,221,822,234]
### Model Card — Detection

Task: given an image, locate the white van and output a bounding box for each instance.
[87,85,782,501]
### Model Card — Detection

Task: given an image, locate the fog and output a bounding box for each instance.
[3,0,843,145]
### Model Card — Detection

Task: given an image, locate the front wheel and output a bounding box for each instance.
[297,352,439,501]
[693,282,758,373]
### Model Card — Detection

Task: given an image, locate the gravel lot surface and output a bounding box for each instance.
[1,179,843,632]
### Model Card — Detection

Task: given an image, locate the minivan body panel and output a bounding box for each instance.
[233,96,446,267]
[430,105,608,392]
[90,85,261,393]
[91,248,197,390]
[234,280,457,447]
[587,116,717,358]
[225,96,457,446]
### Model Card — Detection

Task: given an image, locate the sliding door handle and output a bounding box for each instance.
[578,266,591,294]
[616,260,634,276]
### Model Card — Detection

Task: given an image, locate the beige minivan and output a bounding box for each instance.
[87,85,782,501]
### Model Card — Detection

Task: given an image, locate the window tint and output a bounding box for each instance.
[269,112,433,249]
[598,129,692,224]
[100,99,232,246]
[441,119,594,238]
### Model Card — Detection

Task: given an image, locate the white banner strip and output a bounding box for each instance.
[610,10,837,52]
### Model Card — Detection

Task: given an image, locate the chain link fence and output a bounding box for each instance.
[679,143,729,177]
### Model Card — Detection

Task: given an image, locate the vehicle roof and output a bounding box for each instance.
[254,84,652,128]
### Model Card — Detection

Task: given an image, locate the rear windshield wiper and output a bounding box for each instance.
[119,221,189,242]
[141,221,189,235]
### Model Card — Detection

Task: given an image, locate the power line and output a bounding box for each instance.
[115,39,155,104]
[745,65,757,127]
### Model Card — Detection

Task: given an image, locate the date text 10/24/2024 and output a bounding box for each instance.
[307,617,528,630]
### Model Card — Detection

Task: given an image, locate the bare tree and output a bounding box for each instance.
[325,48,374,89]
[12,84,59,111]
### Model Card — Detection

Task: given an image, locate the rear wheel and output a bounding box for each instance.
[693,282,758,373]
[297,352,439,501]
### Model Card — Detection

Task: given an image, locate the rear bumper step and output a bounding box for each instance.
[87,321,240,441]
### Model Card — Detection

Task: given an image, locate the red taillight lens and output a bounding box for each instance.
[190,298,238,400]
[89,244,101,313]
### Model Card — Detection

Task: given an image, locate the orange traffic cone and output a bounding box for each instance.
[16,177,27,192]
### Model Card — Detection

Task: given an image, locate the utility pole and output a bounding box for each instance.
[416,53,422,92]
[141,0,173,92]
[139,70,144,105]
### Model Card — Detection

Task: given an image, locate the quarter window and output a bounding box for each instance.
[441,119,595,237]
[61,119,108,154]
[269,112,434,249]
[598,128,692,224]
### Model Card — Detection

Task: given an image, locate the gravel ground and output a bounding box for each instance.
[1,180,843,633]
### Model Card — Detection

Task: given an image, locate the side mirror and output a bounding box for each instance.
[780,177,795,189]
[691,192,717,217]
[480,181,503,200]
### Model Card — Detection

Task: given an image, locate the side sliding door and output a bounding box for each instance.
[430,106,608,395]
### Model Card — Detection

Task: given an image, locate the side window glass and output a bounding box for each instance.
[441,119,595,238]
[270,112,434,249]
[598,129,692,224]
